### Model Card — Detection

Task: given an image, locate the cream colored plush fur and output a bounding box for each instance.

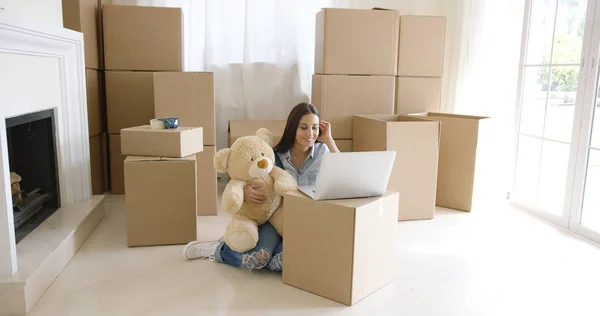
[213,128,297,253]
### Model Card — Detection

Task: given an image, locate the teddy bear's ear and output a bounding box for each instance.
[256,128,272,146]
[213,148,231,173]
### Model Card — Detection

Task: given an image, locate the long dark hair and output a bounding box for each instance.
[273,102,320,153]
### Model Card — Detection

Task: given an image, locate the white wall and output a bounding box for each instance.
[0,0,63,28]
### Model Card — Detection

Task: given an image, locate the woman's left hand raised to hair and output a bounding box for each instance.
[317,121,333,143]
[318,121,340,153]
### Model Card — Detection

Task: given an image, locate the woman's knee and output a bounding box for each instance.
[241,248,272,270]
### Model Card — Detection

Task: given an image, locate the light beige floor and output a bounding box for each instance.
[26,180,600,316]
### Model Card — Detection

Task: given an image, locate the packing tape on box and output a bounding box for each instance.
[150,117,179,130]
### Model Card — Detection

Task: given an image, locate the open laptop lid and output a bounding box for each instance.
[312,151,396,200]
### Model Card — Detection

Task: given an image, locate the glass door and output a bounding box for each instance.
[513,0,592,227]
[568,0,600,241]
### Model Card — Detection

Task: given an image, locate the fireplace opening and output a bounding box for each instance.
[6,109,60,243]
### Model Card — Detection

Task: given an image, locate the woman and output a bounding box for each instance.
[182,102,339,272]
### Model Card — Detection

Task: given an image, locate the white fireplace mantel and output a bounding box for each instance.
[0,10,91,277]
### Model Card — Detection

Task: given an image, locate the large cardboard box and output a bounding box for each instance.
[315,8,399,76]
[353,115,440,220]
[109,134,125,194]
[105,71,155,134]
[335,139,353,152]
[196,146,218,216]
[311,75,395,139]
[395,77,442,114]
[121,125,203,158]
[62,0,102,69]
[228,120,286,147]
[86,69,105,137]
[397,16,446,77]
[89,133,107,195]
[154,72,216,145]
[102,5,183,71]
[124,155,197,247]
[410,113,488,212]
[282,190,399,306]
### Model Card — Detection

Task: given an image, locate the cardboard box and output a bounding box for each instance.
[124,155,197,247]
[315,8,399,76]
[409,112,488,212]
[395,77,442,114]
[228,120,286,147]
[335,139,353,152]
[86,69,105,137]
[154,72,216,146]
[109,134,125,194]
[282,190,399,306]
[311,75,395,139]
[102,5,183,71]
[353,115,440,220]
[397,16,446,77]
[196,146,218,216]
[121,125,203,158]
[105,71,155,134]
[89,133,106,195]
[62,0,102,69]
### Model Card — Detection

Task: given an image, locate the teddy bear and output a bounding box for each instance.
[213,128,297,253]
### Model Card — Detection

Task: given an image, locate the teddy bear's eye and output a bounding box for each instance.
[261,153,265,157]
[251,157,255,162]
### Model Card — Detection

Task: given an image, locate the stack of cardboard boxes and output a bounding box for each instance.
[101,4,218,216]
[121,125,203,246]
[62,0,109,195]
[311,8,398,153]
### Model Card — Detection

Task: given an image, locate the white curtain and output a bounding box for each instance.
[443,0,525,203]
[111,0,350,150]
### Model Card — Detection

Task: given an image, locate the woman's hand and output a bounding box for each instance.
[317,121,333,143]
[244,183,265,204]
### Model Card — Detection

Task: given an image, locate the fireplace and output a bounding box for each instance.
[6,109,60,243]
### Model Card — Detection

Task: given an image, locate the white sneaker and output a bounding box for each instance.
[181,239,221,260]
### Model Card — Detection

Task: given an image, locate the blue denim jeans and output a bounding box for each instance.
[215,221,283,271]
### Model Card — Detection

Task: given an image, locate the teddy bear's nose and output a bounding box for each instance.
[257,159,268,169]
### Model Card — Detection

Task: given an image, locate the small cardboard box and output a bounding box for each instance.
[312,75,395,139]
[196,146,218,216]
[395,77,442,114]
[109,134,125,194]
[124,154,197,247]
[228,120,286,147]
[353,115,440,220]
[62,0,102,69]
[397,16,447,77]
[102,5,183,71]
[85,69,106,137]
[105,71,155,134]
[335,139,353,152]
[121,125,203,158]
[89,133,107,195]
[315,8,399,76]
[154,72,216,146]
[282,190,399,306]
[410,112,488,212]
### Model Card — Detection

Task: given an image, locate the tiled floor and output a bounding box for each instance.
[26,181,600,316]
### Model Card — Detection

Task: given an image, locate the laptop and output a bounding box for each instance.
[298,151,396,200]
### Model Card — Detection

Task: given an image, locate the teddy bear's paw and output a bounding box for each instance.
[225,217,260,253]
[222,194,243,214]
[225,231,258,253]
[275,179,297,194]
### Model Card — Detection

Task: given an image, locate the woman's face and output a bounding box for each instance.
[295,113,319,148]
